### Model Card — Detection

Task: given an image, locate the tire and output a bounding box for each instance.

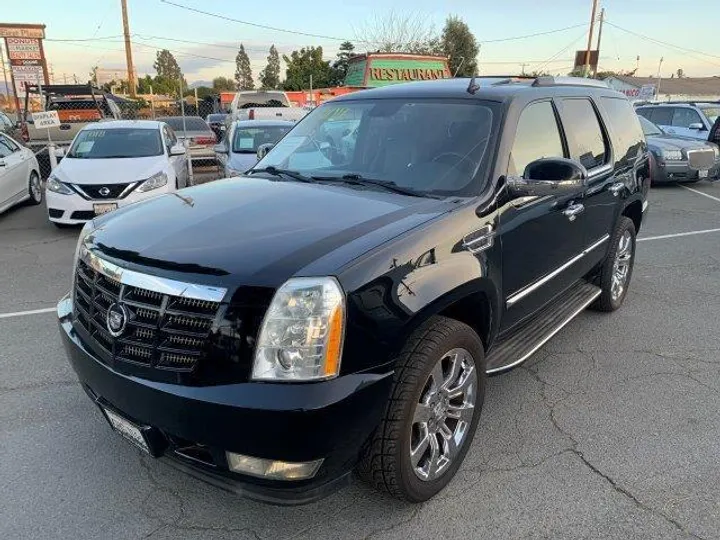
[27,171,42,205]
[356,316,486,502]
[592,216,636,312]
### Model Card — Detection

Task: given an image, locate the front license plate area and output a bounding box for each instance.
[699,169,709,179]
[94,203,118,215]
[102,407,151,454]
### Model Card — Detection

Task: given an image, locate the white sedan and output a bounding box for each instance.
[46,120,189,227]
[0,133,42,215]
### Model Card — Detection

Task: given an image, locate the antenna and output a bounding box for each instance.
[467,72,480,95]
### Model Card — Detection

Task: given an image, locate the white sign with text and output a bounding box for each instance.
[32,110,61,129]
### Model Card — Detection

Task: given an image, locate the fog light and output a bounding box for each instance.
[226,452,323,480]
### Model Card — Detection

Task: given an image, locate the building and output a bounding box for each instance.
[605,75,720,102]
[345,53,451,88]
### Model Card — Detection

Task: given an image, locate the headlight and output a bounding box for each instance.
[47,174,73,195]
[252,277,345,382]
[661,149,683,160]
[137,171,168,192]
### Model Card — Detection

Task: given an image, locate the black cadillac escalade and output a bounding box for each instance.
[58,76,649,504]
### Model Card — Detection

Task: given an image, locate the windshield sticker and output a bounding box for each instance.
[76,141,95,153]
[237,137,254,150]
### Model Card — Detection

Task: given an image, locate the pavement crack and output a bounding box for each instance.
[360,505,422,540]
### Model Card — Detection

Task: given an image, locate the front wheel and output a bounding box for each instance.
[592,216,636,312]
[28,171,42,205]
[357,316,486,502]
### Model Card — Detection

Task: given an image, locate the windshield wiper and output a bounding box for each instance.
[311,174,438,198]
[247,166,314,183]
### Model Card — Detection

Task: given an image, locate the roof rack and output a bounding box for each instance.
[531,76,609,89]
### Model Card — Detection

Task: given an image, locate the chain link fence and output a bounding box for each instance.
[1,89,223,182]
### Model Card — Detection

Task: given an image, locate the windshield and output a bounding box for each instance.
[159,117,209,132]
[254,99,497,197]
[232,125,292,153]
[67,128,163,159]
[638,115,663,136]
[207,114,227,123]
[699,106,720,125]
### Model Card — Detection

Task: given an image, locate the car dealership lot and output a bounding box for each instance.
[2,182,720,539]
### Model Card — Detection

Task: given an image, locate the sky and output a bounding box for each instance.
[3,0,720,88]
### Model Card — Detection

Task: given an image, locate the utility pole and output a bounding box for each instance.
[520,63,528,76]
[593,8,605,77]
[656,57,664,100]
[583,0,599,76]
[120,0,137,97]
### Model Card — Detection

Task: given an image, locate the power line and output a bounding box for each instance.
[529,28,590,73]
[479,23,588,43]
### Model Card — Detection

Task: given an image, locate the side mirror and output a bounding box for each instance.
[213,143,228,154]
[257,143,274,161]
[506,157,588,198]
[169,143,186,156]
[688,122,705,131]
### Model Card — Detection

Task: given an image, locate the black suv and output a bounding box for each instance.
[58,76,649,504]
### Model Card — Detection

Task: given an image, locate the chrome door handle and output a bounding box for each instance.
[562,203,585,221]
[609,182,625,196]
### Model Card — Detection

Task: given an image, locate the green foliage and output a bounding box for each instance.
[212,77,236,92]
[282,46,332,91]
[234,44,255,90]
[329,41,355,86]
[259,45,281,89]
[154,49,182,81]
[441,16,478,77]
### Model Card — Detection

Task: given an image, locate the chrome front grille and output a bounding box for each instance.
[73,256,225,373]
[687,149,715,170]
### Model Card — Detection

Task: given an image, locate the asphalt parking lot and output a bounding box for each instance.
[2,180,720,540]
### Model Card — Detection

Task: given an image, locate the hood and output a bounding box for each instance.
[646,134,717,152]
[88,177,451,289]
[226,152,258,173]
[56,156,166,185]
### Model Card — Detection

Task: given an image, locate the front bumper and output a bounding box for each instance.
[57,296,393,504]
[653,160,720,184]
[46,183,174,225]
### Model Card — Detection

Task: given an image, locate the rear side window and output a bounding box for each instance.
[508,101,564,176]
[647,107,673,126]
[559,99,608,170]
[600,97,644,164]
[671,108,703,128]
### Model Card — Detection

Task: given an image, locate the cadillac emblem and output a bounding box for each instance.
[106,303,128,337]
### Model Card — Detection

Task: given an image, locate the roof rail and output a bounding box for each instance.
[532,76,609,89]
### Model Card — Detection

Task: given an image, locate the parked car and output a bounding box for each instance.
[156,116,217,161]
[21,84,122,153]
[229,90,309,123]
[58,76,648,505]
[45,120,188,227]
[638,115,720,183]
[206,113,228,140]
[0,133,42,215]
[214,120,294,177]
[636,102,720,140]
[0,110,22,142]
[710,115,720,147]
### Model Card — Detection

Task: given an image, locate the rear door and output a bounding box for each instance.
[639,107,674,134]
[498,100,588,330]
[0,134,28,200]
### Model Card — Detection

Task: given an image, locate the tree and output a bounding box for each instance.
[259,45,281,89]
[441,16,478,77]
[329,41,355,86]
[234,44,255,90]
[356,11,440,55]
[154,49,182,81]
[89,66,98,85]
[185,86,215,99]
[212,76,236,92]
[282,47,332,91]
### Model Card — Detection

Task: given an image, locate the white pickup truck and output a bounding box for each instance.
[229,90,310,123]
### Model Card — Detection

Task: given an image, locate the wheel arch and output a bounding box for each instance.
[622,198,643,233]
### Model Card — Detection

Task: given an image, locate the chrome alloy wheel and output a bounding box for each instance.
[30,172,42,202]
[410,347,478,481]
[611,230,633,301]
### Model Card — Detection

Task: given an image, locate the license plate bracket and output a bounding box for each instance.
[94,203,118,215]
[699,169,709,179]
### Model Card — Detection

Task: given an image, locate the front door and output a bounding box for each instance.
[0,134,27,204]
[498,100,587,331]
[667,107,707,140]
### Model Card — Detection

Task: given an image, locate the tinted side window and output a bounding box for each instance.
[672,108,702,128]
[508,101,564,176]
[649,107,673,126]
[0,135,16,157]
[559,99,608,170]
[600,97,644,164]
[0,134,19,152]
